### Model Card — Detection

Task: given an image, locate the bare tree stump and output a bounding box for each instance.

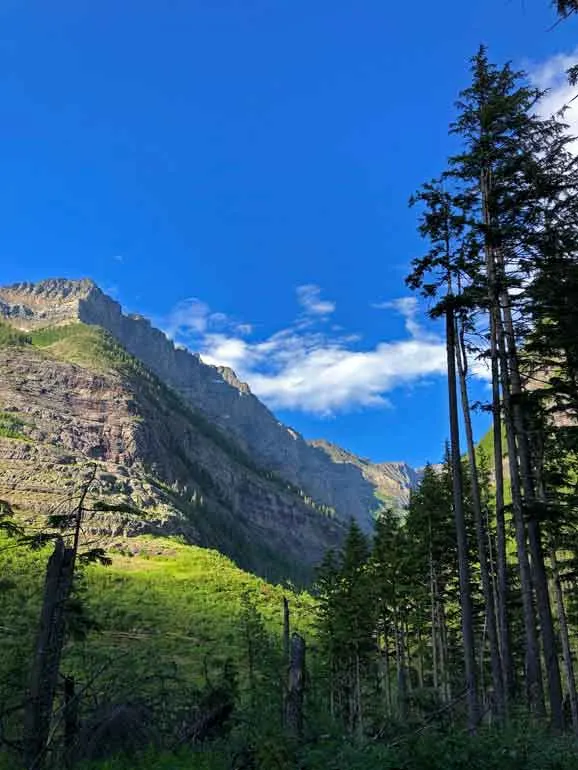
[23,537,74,770]
[285,633,306,738]
[283,597,290,662]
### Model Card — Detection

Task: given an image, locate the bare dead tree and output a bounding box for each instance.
[285,634,306,739]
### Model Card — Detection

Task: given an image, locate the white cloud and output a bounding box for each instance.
[372,296,425,338]
[209,311,228,326]
[161,288,462,415]
[296,284,336,316]
[162,300,255,349]
[530,48,578,151]
[243,337,447,414]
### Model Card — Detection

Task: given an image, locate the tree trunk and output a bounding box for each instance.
[23,538,75,770]
[481,165,516,708]
[64,675,78,767]
[283,597,290,662]
[404,618,414,695]
[500,295,563,729]
[446,301,478,732]
[354,651,363,740]
[383,623,392,715]
[329,656,335,720]
[438,598,452,706]
[394,611,407,720]
[490,305,515,706]
[285,633,306,739]
[455,314,504,718]
[430,549,439,694]
[496,311,545,717]
[282,596,290,721]
[551,547,578,733]
[417,623,425,690]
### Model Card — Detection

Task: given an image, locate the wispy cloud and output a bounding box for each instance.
[296,284,336,316]
[165,297,212,336]
[162,298,255,344]
[529,48,578,151]
[160,286,457,415]
[372,296,425,338]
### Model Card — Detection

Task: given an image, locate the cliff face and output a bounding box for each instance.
[310,440,421,512]
[0,279,420,531]
[0,333,343,582]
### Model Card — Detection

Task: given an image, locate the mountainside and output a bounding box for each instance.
[0,322,343,582]
[0,279,420,533]
[310,439,421,513]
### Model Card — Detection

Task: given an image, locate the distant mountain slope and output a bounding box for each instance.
[0,278,420,530]
[309,439,421,514]
[0,321,343,582]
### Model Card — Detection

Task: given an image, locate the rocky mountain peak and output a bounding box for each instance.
[3,277,97,298]
[0,277,421,530]
[0,277,100,329]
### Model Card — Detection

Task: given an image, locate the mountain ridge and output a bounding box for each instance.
[0,278,421,530]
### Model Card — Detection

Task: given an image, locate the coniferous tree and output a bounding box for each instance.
[444,48,574,725]
[371,510,413,719]
[405,463,457,705]
[315,521,375,738]
[406,46,578,728]
[554,0,578,16]
[455,293,505,718]
[407,182,479,731]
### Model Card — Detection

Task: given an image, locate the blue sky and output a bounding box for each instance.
[1,1,577,467]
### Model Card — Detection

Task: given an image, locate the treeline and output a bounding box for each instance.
[317,29,578,738]
[398,45,578,731]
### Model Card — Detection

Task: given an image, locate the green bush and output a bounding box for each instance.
[72,725,578,770]
[0,321,30,347]
[0,411,26,439]
[79,749,228,770]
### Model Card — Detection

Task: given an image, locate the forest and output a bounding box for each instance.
[2,1,578,768]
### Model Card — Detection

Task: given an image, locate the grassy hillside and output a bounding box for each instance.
[0,532,315,760]
[29,322,141,372]
[4,532,578,770]
[0,317,155,377]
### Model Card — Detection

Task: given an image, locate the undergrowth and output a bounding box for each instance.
[0,532,314,712]
[74,724,578,770]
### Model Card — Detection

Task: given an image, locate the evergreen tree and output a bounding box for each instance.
[405,464,457,705]
[315,521,375,737]
[406,46,578,728]
[371,510,413,719]
[407,181,480,731]
[554,0,578,17]
[445,47,574,726]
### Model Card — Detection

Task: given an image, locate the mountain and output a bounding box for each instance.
[0,279,420,561]
[309,439,421,514]
[0,321,346,583]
